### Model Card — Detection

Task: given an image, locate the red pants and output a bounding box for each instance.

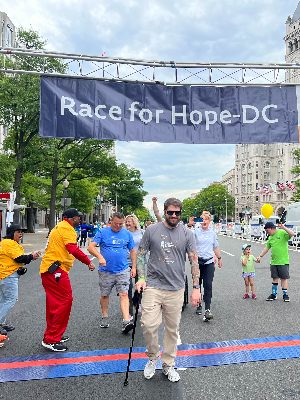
[41,268,73,343]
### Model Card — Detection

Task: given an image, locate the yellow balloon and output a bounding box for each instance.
[261,204,273,219]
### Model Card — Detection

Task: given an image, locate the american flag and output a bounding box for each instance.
[256,184,262,193]
[263,185,270,195]
[277,182,285,190]
[102,51,106,56]
[286,181,296,191]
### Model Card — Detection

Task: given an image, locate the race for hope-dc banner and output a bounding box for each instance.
[39,77,300,144]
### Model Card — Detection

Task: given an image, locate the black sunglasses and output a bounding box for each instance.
[166,211,181,216]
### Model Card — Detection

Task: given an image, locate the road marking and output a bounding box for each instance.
[221,250,235,257]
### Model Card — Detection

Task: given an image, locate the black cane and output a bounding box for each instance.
[124,288,143,386]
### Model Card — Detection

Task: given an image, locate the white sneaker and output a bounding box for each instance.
[163,366,180,382]
[144,359,158,379]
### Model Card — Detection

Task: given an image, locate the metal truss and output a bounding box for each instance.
[1,46,300,86]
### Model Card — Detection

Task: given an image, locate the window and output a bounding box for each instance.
[236,187,238,194]
[242,174,246,183]
[278,160,283,168]
[248,163,252,170]
[263,195,265,201]
[248,184,252,192]
[256,196,259,202]
[256,148,258,155]
[242,185,246,193]
[278,171,283,180]
[242,164,245,171]
[268,150,271,156]
[256,161,258,168]
[248,173,252,182]
[264,162,270,169]
[264,150,267,156]
[236,154,238,159]
[264,172,270,180]
[256,172,258,179]
[236,176,238,183]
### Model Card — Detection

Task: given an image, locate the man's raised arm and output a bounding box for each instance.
[152,197,163,223]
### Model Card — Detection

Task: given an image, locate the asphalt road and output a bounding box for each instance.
[1,234,300,400]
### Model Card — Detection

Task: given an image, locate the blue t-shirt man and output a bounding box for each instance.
[92,227,135,274]
[80,223,89,235]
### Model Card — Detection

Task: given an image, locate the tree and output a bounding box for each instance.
[106,164,148,213]
[28,138,117,231]
[291,149,300,202]
[134,206,151,221]
[0,29,66,223]
[182,185,235,222]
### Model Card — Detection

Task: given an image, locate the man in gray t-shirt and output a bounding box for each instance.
[140,221,195,291]
[135,198,201,383]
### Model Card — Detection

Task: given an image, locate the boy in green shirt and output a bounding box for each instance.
[257,222,295,302]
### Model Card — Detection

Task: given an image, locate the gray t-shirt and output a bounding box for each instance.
[139,222,196,291]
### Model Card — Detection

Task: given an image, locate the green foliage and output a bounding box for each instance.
[0,153,15,192]
[20,172,51,209]
[106,163,148,212]
[134,206,152,221]
[66,179,99,214]
[291,149,300,202]
[182,185,235,222]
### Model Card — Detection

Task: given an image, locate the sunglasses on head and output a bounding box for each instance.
[166,210,181,216]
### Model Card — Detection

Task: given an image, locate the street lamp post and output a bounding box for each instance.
[97,194,103,222]
[63,179,69,212]
[225,198,228,225]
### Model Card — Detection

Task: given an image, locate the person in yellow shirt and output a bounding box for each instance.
[0,225,41,335]
[40,208,96,352]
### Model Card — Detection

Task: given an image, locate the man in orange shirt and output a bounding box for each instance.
[40,208,96,352]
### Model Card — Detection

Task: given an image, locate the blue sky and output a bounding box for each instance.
[2,0,299,212]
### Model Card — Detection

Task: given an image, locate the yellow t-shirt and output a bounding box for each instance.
[40,220,77,274]
[0,239,25,280]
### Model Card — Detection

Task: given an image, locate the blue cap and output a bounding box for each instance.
[242,243,251,251]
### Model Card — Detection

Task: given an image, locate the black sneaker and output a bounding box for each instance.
[196,304,202,315]
[283,293,290,302]
[42,341,68,352]
[0,324,15,332]
[122,320,134,334]
[60,336,69,342]
[266,293,277,301]
[203,309,213,322]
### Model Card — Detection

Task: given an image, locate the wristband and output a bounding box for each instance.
[218,257,221,260]
[138,276,146,281]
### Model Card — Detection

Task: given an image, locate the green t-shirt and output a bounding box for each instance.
[265,229,291,265]
[241,254,256,273]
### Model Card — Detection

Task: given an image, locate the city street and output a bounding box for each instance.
[1,232,300,399]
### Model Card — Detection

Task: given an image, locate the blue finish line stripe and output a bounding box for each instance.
[1,335,300,382]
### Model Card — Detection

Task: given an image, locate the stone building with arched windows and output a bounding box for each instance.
[232,2,300,223]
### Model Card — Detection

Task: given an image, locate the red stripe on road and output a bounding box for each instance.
[0,352,148,370]
[176,340,300,357]
[1,340,300,370]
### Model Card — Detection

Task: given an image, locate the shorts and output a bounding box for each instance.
[270,264,290,280]
[98,267,130,296]
[242,272,255,279]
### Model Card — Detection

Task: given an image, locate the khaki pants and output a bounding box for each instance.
[141,286,184,367]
